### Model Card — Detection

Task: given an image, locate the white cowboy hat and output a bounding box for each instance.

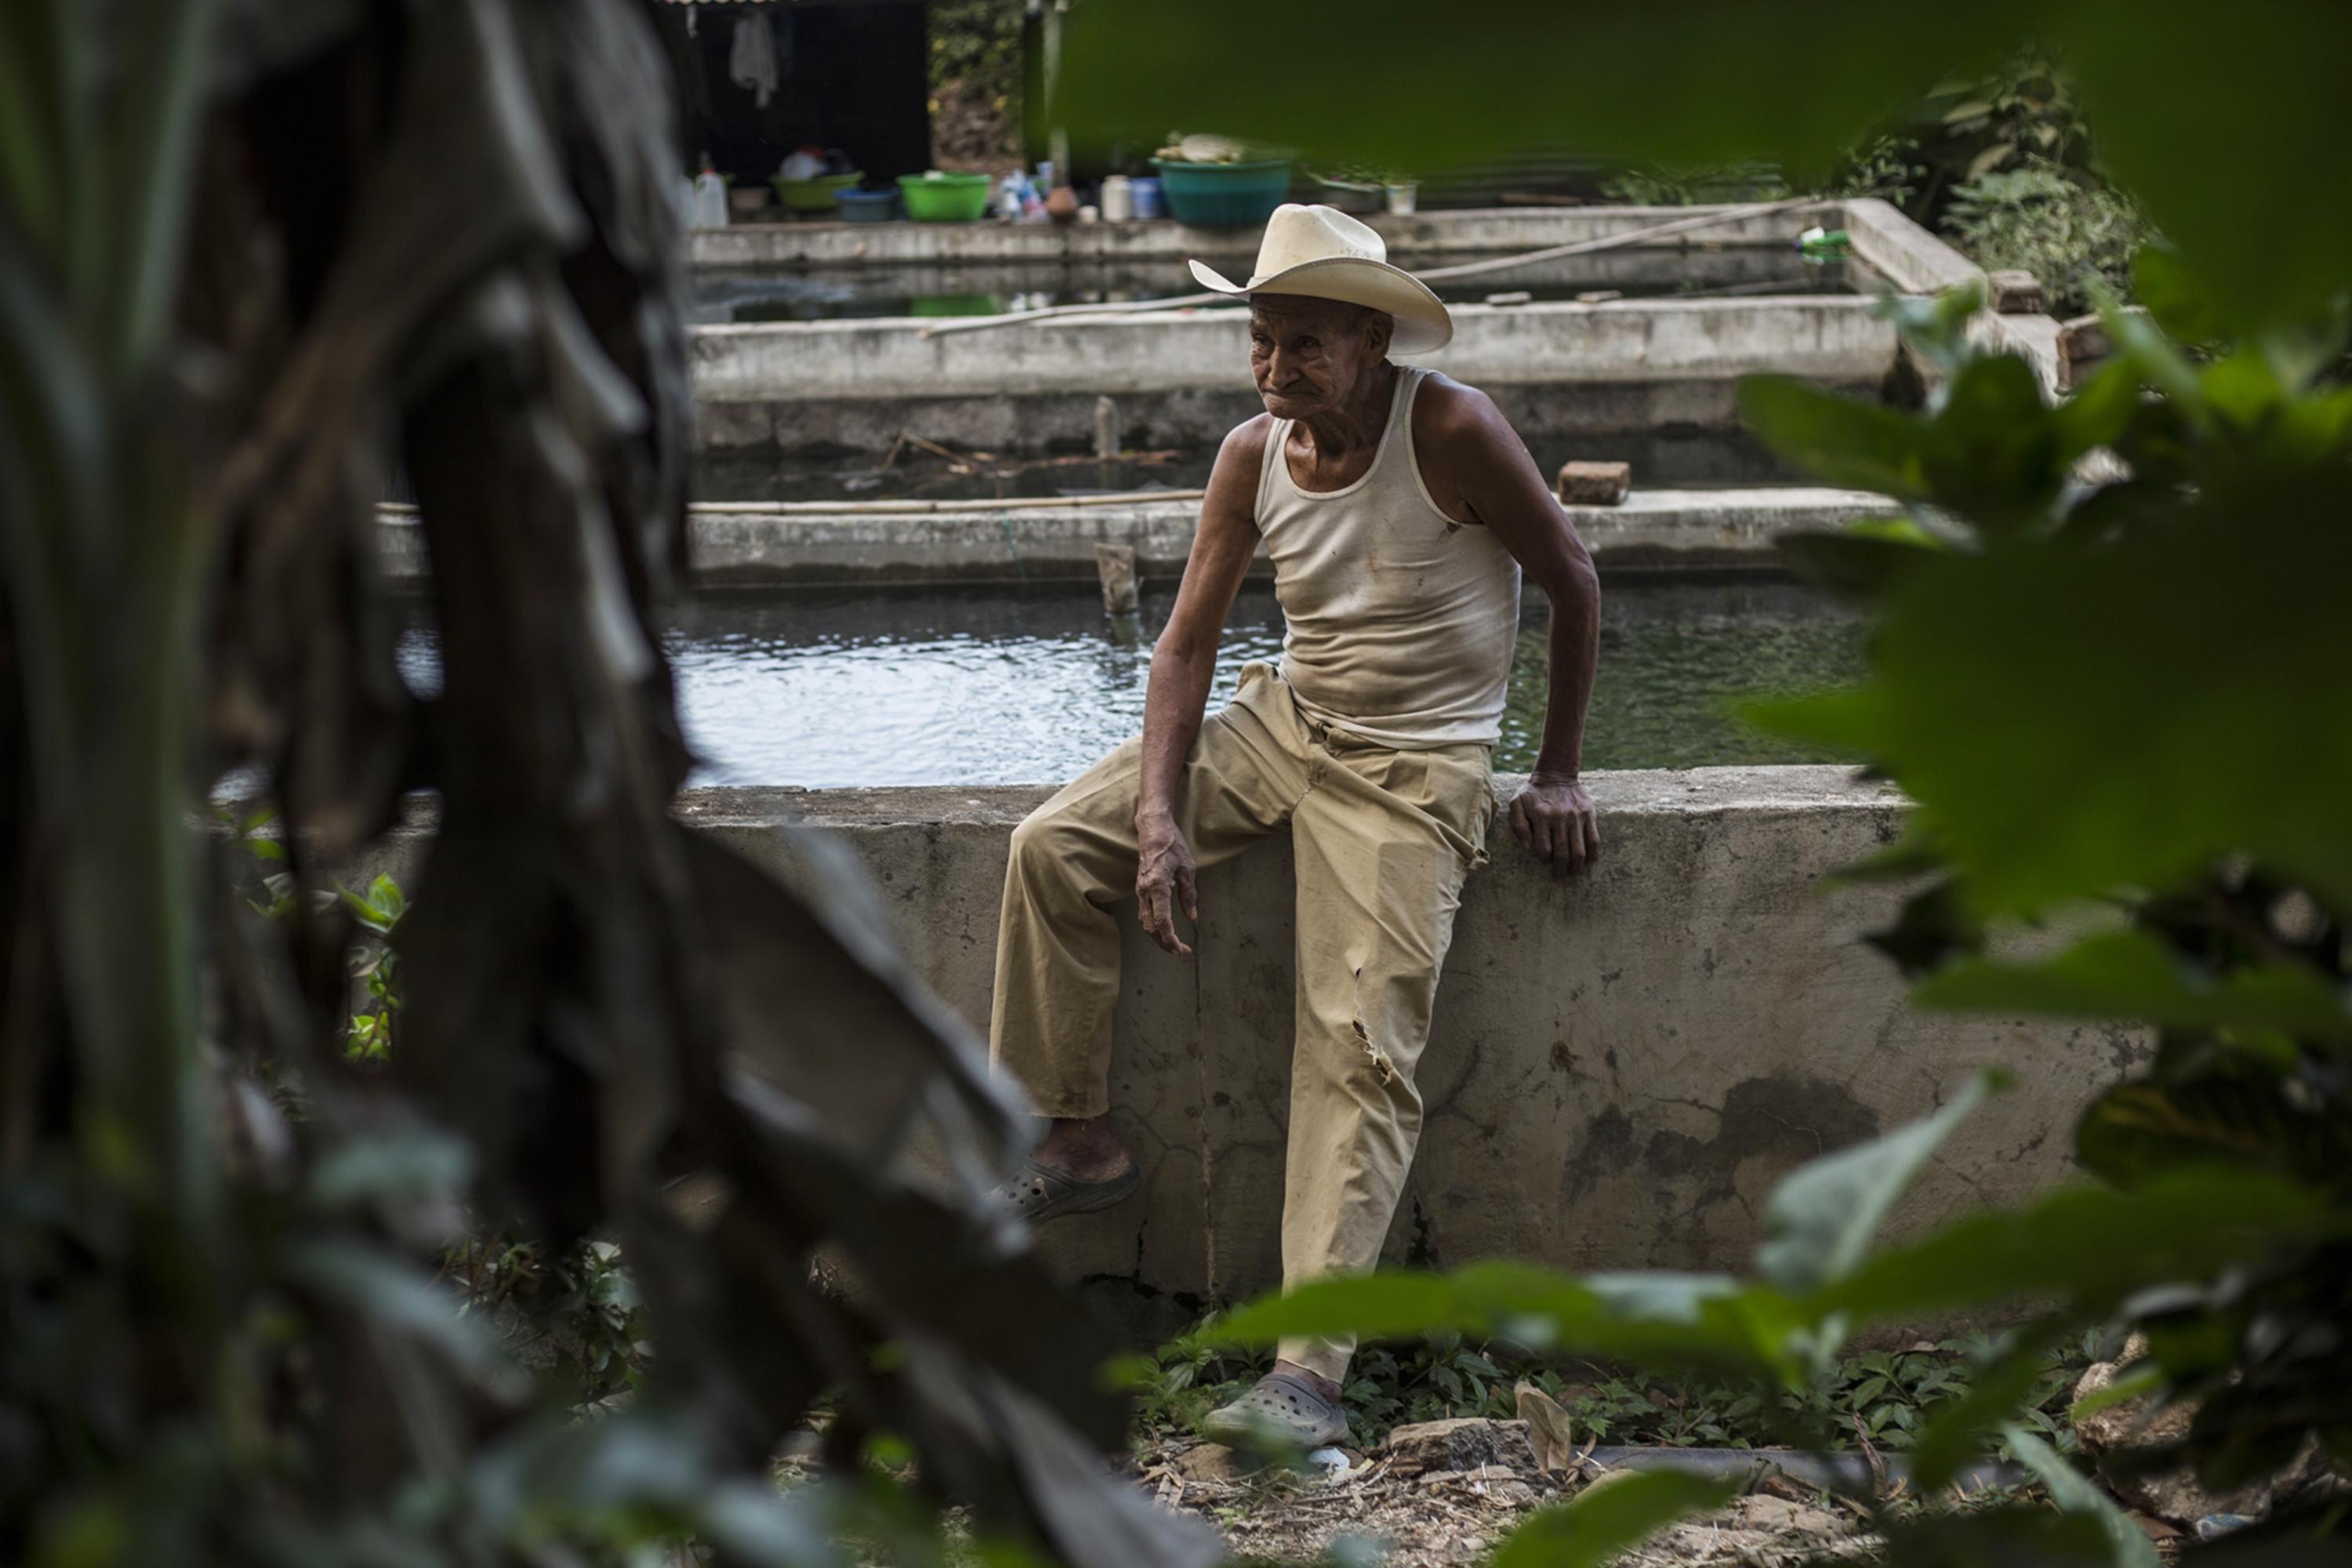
[1188,203,1452,355]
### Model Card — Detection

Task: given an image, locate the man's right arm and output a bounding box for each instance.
[1134,417,1269,956]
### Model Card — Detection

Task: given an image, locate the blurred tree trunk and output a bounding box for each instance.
[0,2,1213,1562]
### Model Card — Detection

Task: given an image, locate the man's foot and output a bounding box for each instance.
[995,1157,1140,1224]
[1033,1113,1133,1184]
[993,1114,1139,1225]
[1200,1361,1349,1449]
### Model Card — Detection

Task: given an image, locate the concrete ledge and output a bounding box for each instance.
[689,244,1833,328]
[1842,197,2067,400]
[688,297,1898,456]
[370,771,2134,1343]
[1842,198,1986,296]
[691,296,1898,403]
[377,486,1895,587]
[687,203,1846,270]
[687,380,1866,474]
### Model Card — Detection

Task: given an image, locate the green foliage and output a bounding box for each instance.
[928,0,1024,166]
[1944,159,2159,317]
[446,1236,652,1413]
[339,872,405,1062]
[2006,1425,2164,1568]
[929,0,1024,93]
[1142,1316,2090,1455]
[1181,1051,2343,1555]
[1592,51,2144,320]
[1598,159,1793,207]
[230,816,408,1065]
[1834,136,1935,206]
[1912,49,2095,192]
[1543,1368,1762,1448]
[1115,1320,1273,1439]
[1064,0,2352,326]
[1338,1336,1515,1446]
[256,858,654,1414]
[1486,1470,1738,1568]
[1746,263,2352,1537]
[1746,278,2352,917]
[1599,136,1926,208]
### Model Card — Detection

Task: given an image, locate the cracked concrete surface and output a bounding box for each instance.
[738,767,2125,1344]
[362,766,2129,1347]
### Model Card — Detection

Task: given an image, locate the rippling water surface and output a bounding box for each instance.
[397,579,1864,788]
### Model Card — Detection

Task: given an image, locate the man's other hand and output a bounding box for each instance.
[1508,775,1599,880]
[1135,813,1200,955]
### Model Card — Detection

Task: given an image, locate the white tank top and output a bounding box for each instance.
[1254,367,1522,749]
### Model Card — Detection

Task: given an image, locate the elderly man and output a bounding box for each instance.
[988,205,1601,1445]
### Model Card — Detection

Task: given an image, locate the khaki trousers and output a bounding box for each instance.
[989,662,1494,1381]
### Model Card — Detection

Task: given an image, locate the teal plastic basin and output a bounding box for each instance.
[1149,159,1292,227]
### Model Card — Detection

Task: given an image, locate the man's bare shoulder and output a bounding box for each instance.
[1411,372,1511,450]
[1203,413,1276,508]
[1218,412,1276,466]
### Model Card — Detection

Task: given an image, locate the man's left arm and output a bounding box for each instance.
[1421,381,1602,879]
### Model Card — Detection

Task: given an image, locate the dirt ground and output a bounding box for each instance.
[1131,1434,1884,1567]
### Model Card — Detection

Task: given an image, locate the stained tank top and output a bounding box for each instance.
[1254,366,1522,749]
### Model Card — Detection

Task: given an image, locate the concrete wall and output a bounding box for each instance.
[1842,197,2066,397]
[377,486,1894,587]
[682,198,2074,458]
[691,296,1898,456]
[378,771,2132,1344]
[688,203,1846,270]
[689,243,1831,328]
[693,297,1896,403]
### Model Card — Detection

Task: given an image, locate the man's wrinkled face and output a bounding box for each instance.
[1248,296,1388,419]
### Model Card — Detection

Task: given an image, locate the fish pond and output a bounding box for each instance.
[394,578,1865,788]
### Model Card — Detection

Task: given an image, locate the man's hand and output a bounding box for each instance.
[1509,775,1599,880]
[1135,812,1200,955]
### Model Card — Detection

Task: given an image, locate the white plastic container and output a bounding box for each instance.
[1384,182,1417,216]
[693,169,730,228]
[1100,175,1133,222]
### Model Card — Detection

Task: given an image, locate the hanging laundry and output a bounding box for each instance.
[729,13,779,109]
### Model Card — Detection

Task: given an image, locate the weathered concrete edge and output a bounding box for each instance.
[688,295,1900,404]
[376,486,1896,586]
[347,768,2135,1348]
[358,768,1903,837]
[669,767,1907,830]
[1842,198,1986,296]
[1842,198,2067,399]
[686,202,1846,270]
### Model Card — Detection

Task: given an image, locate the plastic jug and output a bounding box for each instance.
[693,156,729,229]
[1101,175,1133,222]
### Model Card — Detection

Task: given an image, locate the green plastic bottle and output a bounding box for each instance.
[1795,226,1852,262]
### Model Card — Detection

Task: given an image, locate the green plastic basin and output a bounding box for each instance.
[773,172,862,212]
[898,172,993,223]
